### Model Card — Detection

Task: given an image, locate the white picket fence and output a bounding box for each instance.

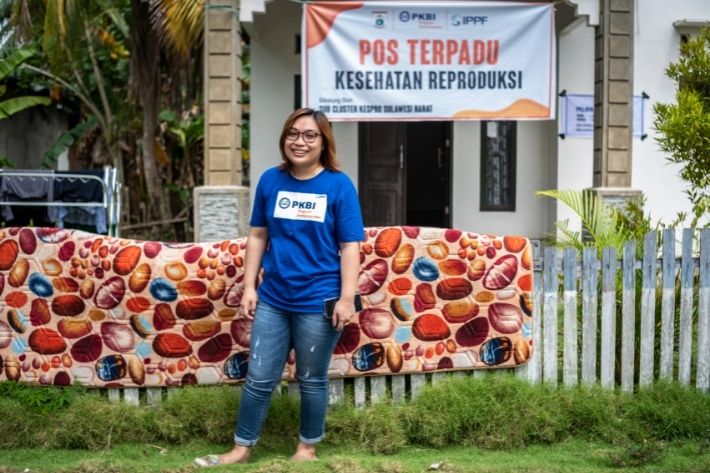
[110,228,710,406]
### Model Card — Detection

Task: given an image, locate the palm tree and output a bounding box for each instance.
[128,0,204,229]
[130,0,169,224]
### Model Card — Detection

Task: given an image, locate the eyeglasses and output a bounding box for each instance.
[285,129,321,144]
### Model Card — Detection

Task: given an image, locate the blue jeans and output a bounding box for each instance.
[234,301,341,446]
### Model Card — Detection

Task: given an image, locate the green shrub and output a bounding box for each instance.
[0,377,708,451]
[156,385,239,444]
[406,375,572,448]
[46,397,156,450]
[261,391,301,440]
[555,384,625,443]
[622,381,710,441]
[0,396,41,448]
[0,381,86,414]
[328,400,407,454]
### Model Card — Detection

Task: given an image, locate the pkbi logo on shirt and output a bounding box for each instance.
[273,191,327,222]
[278,197,317,210]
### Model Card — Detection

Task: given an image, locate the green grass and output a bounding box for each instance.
[0,439,708,472]
[0,375,708,472]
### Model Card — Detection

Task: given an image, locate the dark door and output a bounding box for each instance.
[358,122,406,226]
[359,122,451,227]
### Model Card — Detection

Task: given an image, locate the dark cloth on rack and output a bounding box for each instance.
[0,171,54,223]
[3,206,52,227]
[0,169,113,234]
[55,207,106,234]
[53,170,107,234]
[54,170,104,202]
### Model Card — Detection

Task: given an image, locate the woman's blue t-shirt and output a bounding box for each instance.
[249,167,365,313]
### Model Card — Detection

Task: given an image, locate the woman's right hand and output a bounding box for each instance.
[240,287,258,319]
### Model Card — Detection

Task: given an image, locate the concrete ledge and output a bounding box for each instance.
[194,185,250,241]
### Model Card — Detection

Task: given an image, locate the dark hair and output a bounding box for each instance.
[279,108,339,171]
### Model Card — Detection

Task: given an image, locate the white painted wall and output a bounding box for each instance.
[451,121,554,239]
[555,17,595,232]
[632,0,707,226]
[332,122,359,185]
[249,0,301,197]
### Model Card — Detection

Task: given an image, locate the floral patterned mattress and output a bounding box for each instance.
[0,226,533,387]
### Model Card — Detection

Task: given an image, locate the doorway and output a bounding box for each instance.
[358,122,451,227]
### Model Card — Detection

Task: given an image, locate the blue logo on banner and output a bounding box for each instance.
[451,15,488,26]
[278,197,290,209]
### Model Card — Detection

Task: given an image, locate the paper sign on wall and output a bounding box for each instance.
[559,93,647,139]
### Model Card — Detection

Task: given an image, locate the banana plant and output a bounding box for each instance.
[0,46,50,119]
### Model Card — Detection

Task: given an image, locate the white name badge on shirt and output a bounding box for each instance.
[273,191,328,222]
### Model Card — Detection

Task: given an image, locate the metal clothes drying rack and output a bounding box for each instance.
[0,167,122,237]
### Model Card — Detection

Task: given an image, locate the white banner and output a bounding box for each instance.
[303,1,556,121]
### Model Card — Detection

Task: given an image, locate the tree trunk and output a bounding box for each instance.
[130,0,171,231]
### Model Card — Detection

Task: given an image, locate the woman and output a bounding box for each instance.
[196,108,364,466]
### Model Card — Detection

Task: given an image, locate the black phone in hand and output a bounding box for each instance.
[324,294,363,319]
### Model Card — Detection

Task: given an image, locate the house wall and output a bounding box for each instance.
[451,120,555,239]
[556,0,707,230]
[249,0,297,191]
[632,0,705,225]
[0,107,68,169]
[248,0,706,238]
[556,17,595,228]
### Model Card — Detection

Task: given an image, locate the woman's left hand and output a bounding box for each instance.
[331,298,356,331]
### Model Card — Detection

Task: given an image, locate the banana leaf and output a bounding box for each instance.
[41,116,97,168]
[0,95,51,118]
[0,46,36,81]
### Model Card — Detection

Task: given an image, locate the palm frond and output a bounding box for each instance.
[151,0,204,59]
[16,0,34,42]
[537,188,636,253]
[42,0,64,69]
[552,219,584,251]
[537,189,610,242]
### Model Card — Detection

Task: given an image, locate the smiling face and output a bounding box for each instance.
[283,116,324,173]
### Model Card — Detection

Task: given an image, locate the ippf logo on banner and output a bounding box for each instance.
[450,14,488,27]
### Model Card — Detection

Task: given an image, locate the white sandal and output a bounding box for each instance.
[194,454,220,467]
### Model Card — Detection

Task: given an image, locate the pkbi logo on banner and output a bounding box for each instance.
[396,9,443,29]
